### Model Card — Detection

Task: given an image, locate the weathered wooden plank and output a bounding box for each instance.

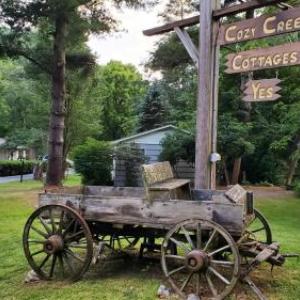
[143,15,199,36]
[225,42,300,74]
[213,0,284,19]
[243,78,282,102]
[39,193,245,234]
[143,1,283,37]
[142,161,174,185]
[149,179,190,190]
[219,6,300,45]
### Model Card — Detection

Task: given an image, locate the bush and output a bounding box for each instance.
[294,181,300,197]
[0,160,37,177]
[73,139,113,185]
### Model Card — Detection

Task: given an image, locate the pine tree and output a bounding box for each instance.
[138,83,168,133]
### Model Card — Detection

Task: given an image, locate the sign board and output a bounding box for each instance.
[225,42,300,74]
[243,79,281,102]
[219,6,300,45]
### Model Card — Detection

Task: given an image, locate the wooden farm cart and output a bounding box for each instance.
[22,183,286,300]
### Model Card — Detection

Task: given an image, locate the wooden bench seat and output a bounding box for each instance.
[148,179,191,191]
[141,161,191,201]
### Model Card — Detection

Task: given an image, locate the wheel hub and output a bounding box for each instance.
[185,250,209,272]
[44,235,64,254]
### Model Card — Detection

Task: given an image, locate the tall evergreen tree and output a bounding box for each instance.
[138,83,168,133]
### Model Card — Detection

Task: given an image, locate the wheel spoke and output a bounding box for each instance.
[38,216,52,234]
[180,272,193,292]
[65,230,84,242]
[203,229,217,252]
[28,239,45,244]
[170,237,190,253]
[49,254,57,278]
[49,208,56,233]
[208,244,231,257]
[211,260,234,267]
[65,249,85,263]
[196,273,200,295]
[58,254,65,278]
[205,273,218,296]
[31,225,48,238]
[64,252,75,274]
[62,218,76,237]
[39,253,51,269]
[30,249,45,257]
[181,226,194,249]
[168,265,186,276]
[68,243,87,249]
[251,227,265,234]
[196,223,202,249]
[208,266,230,285]
[165,254,185,261]
[58,210,65,234]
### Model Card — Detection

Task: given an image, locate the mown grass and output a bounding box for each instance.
[0,180,299,300]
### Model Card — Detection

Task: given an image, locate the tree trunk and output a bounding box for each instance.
[231,157,242,185]
[222,160,230,186]
[286,151,300,186]
[46,15,67,187]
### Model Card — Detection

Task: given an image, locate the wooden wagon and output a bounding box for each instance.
[22,162,285,300]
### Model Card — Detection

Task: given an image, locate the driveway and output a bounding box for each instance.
[0,174,33,184]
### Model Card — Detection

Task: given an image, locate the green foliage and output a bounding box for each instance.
[293,181,300,197]
[73,138,113,185]
[0,160,37,176]
[138,82,168,132]
[97,61,146,140]
[159,130,195,165]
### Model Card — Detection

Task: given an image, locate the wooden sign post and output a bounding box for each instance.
[144,0,299,193]
[243,79,282,102]
[195,0,221,190]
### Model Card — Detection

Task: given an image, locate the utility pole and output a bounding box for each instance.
[195,0,221,191]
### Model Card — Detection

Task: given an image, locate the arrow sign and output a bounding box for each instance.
[243,79,282,102]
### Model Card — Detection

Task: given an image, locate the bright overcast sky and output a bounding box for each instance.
[87,3,167,77]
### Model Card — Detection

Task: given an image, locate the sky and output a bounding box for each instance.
[87,3,167,78]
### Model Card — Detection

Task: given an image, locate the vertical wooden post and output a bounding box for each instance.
[195,0,220,190]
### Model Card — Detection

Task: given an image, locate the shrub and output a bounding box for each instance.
[0,160,37,177]
[73,139,113,185]
[294,181,300,197]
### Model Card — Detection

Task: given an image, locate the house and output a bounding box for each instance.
[112,125,194,187]
[0,138,35,160]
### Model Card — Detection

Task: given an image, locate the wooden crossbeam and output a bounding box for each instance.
[143,15,199,36]
[143,0,284,36]
[213,0,285,18]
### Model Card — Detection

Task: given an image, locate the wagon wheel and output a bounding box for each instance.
[244,209,272,244]
[161,219,240,300]
[23,204,93,281]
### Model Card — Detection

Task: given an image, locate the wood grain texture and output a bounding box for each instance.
[219,6,300,45]
[243,78,282,102]
[226,42,300,74]
[39,193,245,235]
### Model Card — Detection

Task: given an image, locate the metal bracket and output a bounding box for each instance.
[174,27,199,66]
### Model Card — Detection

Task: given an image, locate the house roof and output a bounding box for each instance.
[112,125,189,145]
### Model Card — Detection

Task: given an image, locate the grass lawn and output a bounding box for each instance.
[0,178,299,300]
